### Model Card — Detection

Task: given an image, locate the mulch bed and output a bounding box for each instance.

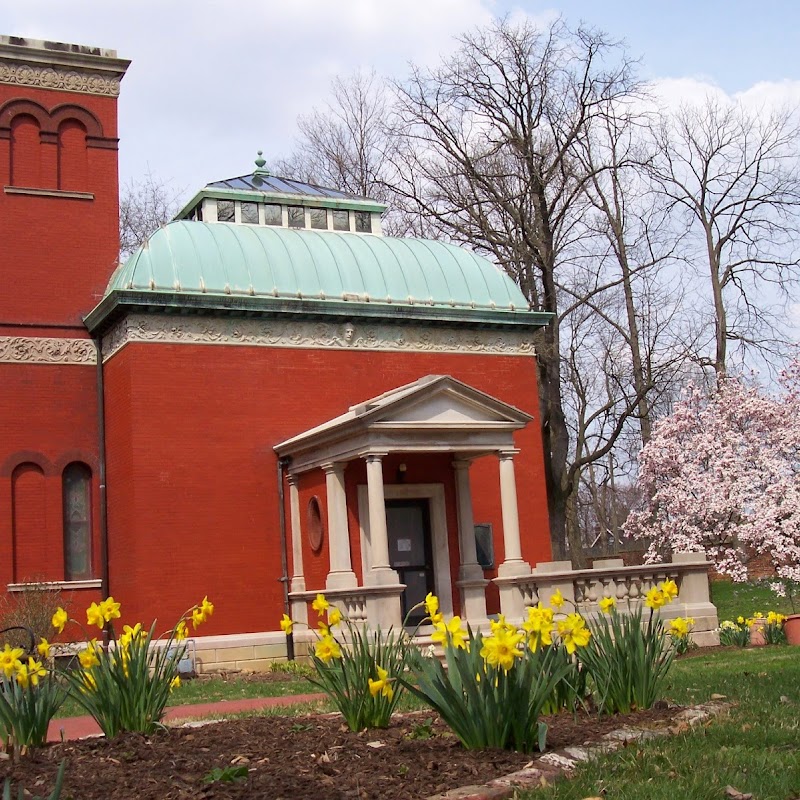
[1,707,677,799]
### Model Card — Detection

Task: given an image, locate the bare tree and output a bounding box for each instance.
[390,17,645,560]
[649,98,800,377]
[119,172,183,260]
[274,70,417,237]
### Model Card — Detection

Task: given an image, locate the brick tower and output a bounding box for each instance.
[0,38,129,599]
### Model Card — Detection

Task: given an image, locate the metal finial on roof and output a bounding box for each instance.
[254,150,269,175]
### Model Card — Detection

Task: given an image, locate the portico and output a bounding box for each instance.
[275,375,535,629]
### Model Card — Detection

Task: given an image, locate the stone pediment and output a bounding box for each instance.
[275,375,533,473]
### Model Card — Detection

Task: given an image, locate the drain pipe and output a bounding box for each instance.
[276,455,295,661]
[93,337,109,600]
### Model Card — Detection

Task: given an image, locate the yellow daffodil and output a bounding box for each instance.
[521,603,554,651]
[52,607,68,634]
[328,607,343,627]
[368,665,394,700]
[25,657,46,687]
[669,617,692,638]
[659,580,679,601]
[314,635,342,664]
[175,620,188,641]
[312,593,329,615]
[557,613,591,655]
[99,597,121,623]
[15,662,30,688]
[599,596,617,614]
[431,616,468,649]
[200,596,214,620]
[0,644,24,678]
[644,587,666,610]
[78,639,101,670]
[120,623,142,647]
[489,614,516,635]
[424,592,439,618]
[317,620,330,637]
[737,615,746,625]
[480,627,525,671]
[86,602,105,629]
[549,589,565,609]
[280,614,294,635]
[170,675,181,691]
[430,612,444,626]
[37,638,50,658]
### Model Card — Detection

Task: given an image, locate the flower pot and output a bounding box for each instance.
[784,614,800,646]
[749,618,767,646]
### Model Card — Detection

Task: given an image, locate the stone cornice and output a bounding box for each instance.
[0,61,122,96]
[102,314,536,362]
[0,336,97,365]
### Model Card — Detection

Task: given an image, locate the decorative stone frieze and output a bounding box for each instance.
[0,62,121,96]
[102,314,536,361]
[0,336,96,365]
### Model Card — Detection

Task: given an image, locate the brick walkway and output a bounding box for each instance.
[47,692,326,742]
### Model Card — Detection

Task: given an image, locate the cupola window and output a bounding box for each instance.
[309,208,327,230]
[288,206,304,228]
[332,210,350,231]
[355,211,372,234]
[217,199,235,223]
[241,201,259,224]
[264,204,282,226]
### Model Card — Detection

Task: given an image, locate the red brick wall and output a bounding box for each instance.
[0,85,121,327]
[0,73,119,626]
[103,342,552,634]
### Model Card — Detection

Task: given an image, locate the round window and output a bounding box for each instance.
[307,496,325,552]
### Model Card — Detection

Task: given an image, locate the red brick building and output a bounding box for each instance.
[0,37,554,669]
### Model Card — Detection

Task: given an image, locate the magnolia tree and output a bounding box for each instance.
[624,361,800,594]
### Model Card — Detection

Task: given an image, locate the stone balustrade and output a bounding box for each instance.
[494,551,720,646]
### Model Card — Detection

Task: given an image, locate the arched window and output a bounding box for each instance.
[63,463,92,581]
[10,114,41,187]
[11,462,46,582]
[57,119,88,191]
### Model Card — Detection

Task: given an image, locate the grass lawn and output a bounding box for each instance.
[711,579,797,622]
[523,645,800,799]
[56,671,317,718]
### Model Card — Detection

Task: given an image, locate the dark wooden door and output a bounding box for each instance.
[385,499,434,626]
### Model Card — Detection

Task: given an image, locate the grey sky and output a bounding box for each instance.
[4,1,799,203]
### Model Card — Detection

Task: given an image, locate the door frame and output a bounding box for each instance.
[357,483,454,618]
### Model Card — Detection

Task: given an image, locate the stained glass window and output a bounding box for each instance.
[63,463,91,581]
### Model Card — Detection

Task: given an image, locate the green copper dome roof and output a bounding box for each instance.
[87,221,552,332]
[106,222,530,312]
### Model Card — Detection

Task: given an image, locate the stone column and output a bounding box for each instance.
[322,462,358,590]
[365,454,391,570]
[453,459,488,622]
[495,450,531,619]
[287,474,308,627]
[363,454,403,627]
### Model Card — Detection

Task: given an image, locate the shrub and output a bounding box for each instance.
[0,584,64,652]
[280,594,414,731]
[579,581,678,714]
[0,645,65,752]
[52,595,214,738]
[402,596,590,752]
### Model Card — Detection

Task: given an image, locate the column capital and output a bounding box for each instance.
[452,457,474,471]
[321,461,346,475]
[497,448,520,461]
[286,472,299,486]
[363,452,389,464]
